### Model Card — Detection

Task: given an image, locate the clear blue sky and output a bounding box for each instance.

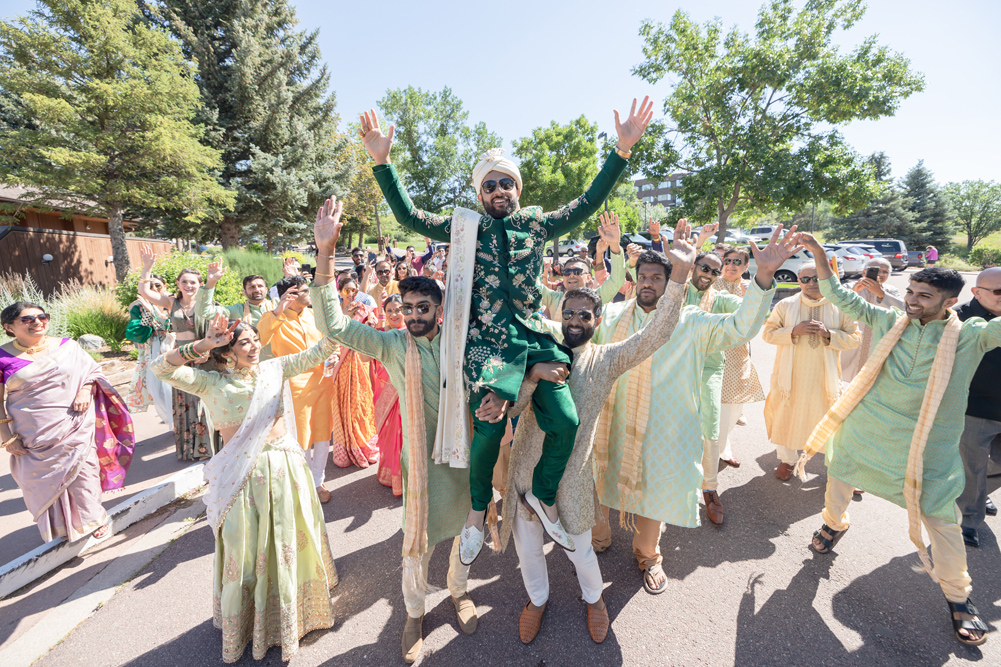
[4,0,998,184]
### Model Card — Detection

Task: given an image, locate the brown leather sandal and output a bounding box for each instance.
[587,596,609,643]
[519,600,546,644]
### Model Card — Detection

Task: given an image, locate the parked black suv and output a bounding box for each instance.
[840,238,909,271]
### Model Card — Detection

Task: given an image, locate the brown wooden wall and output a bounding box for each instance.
[0,227,173,295]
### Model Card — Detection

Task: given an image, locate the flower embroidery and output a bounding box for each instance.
[280,541,295,568]
[275,466,286,480]
[256,549,267,576]
[224,556,239,582]
[297,529,307,551]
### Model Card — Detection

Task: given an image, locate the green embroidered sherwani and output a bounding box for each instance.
[819,276,1001,522]
[309,282,469,545]
[372,152,627,402]
[686,284,741,441]
[594,280,775,527]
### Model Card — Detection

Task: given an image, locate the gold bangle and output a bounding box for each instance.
[138,279,151,284]
[0,418,12,424]
[3,434,19,447]
[615,147,631,160]
[315,272,335,277]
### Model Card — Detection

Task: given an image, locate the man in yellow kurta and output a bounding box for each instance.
[762,262,860,481]
[257,275,336,502]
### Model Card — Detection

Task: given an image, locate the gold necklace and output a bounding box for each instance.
[12,338,49,355]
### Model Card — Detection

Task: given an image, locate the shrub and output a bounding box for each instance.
[969,246,1001,269]
[116,250,244,308]
[937,255,977,272]
[0,273,70,339]
[280,249,312,266]
[129,348,140,360]
[246,242,265,253]
[222,248,284,286]
[60,281,130,352]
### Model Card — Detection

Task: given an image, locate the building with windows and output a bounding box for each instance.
[634,175,686,209]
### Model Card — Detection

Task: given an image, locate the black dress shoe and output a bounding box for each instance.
[962,526,979,548]
[986,497,997,516]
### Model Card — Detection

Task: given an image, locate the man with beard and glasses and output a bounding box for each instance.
[366,259,401,307]
[493,218,694,645]
[309,197,475,663]
[538,211,627,324]
[198,266,277,359]
[590,227,796,595]
[357,98,654,567]
[794,233,1001,647]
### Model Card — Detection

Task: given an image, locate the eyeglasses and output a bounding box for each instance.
[696,263,721,277]
[401,303,434,315]
[975,286,1001,296]
[561,309,594,322]
[799,275,819,283]
[723,258,743,266]
[16,313,51,324]
[376,269,391,276]
[563,268,586,276]
[481,178,516,194]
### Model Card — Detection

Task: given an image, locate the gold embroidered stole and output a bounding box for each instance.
[401,332,429,590]
[794,311,962,580]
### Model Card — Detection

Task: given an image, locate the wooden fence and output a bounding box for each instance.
[0,227,173,295]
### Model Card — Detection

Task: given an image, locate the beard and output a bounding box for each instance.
[406,317,435,337]
[637,288,660,309]
[484,192,519,218]
[562,323,594,348]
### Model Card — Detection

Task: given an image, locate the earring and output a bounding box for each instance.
[226,358,236,371]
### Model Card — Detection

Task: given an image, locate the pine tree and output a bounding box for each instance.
[0,0,233,281]
[900,160,955,252]
[828,187,920,247]
[159,0,352,251]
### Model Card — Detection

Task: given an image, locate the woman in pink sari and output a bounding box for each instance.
[1,302,134,543]
[372,294,405,495]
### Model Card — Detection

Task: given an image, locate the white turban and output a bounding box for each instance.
[472,148,522,194]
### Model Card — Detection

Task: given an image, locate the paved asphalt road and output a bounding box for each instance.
[27,269,1001,666]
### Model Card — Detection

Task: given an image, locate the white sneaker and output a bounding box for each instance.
[524,490,575,551]
[458,524,484,565]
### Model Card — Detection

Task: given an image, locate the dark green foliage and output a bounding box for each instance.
[900,161,954,252]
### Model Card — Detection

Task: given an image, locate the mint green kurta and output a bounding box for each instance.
[309,282,469,546]
[819,276,1001,522]
[594,281,775,527]
[686,284,741,440]
[539,250,627,323]
[196,286,275,360]
[373,152,627,402]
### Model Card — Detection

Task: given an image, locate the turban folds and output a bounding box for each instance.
[472,148,522,194]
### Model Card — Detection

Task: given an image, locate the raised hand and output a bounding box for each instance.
[626,243,643,268]
[597,211,622,253]
[696,222,719,250]
[140,243,156,270]
[666,218,696,282]
[205,312,239,349]
[614,96,654,151]
[273,288,297,317]
[206,260,226,287]
[647,219,661,239]
[315,195,344,253]
[282,256,300,278]
[748,224,804,288]
[359,109,395,165]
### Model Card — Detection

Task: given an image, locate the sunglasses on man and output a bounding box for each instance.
[401,303,434,315]
[561,308,594,322]
[975,286,1001,296]
[723,258,743,266]
[15,313,51,324]
[563,268,587,276]
[799,275,820,283]
[375,269,391,276]
[696,263,722,277]
[481,178,516,195]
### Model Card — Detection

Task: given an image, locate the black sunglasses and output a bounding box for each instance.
[723,258,743,266]
[561,309,594,322]
[401,303,434,315]
[375,269,391,275]
[481,178,516,194]
[799,275,820,283]
[696,263,722,277]
[563,268,586,276]
[17,313,51,324]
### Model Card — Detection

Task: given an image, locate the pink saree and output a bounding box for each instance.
[330,302,379,469]
[5,340,135,542]
[372,323,404,496]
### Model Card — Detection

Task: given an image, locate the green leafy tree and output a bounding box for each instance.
[513,116,600,253]
[632,0,925,238]
[376,86,501,213]
[158,0,351,251]
[0,0,234,281]
[117,250,243,309]
[900,161,954,251]
[945,180,1001,253]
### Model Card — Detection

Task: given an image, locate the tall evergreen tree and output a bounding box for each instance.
[158,0,351,250]
[828,187,919,246]
[900,160,955,251]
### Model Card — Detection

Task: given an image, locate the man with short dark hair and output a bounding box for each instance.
[955,266,1001,547]
[366,258,400,306]
[797,234,1000,647]
[351,247,367,277]
[310,199,476,663]
[197,265,276,358]
[590,228,794,594]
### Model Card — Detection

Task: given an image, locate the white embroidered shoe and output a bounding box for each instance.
[458,524,485,565]
[524,490,575,551]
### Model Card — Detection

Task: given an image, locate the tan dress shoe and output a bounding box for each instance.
[519,600,546,644]
[402,614,423,664]
[587,597,609,643]
[316,485,331,504]
[451,593,478,634]
[703,490,724,525]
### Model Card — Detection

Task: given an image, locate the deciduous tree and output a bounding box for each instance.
[946,180,1001,253]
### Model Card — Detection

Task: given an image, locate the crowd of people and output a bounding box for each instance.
[1,97,999,664]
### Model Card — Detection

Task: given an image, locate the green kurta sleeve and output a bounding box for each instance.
[125,304,153,345]
[819,276,898,331]
[597,251,627,304]
[310,282,395,361]
[372,164,452,242]
[704,279,776,356]
[542,151,627,240]
[195,286,227,324]
[279,338,337,379]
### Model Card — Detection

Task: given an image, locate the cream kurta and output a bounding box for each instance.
[592,280,775,527]
[762,293,861,450]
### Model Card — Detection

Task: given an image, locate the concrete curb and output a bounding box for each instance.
[0,463,206,600]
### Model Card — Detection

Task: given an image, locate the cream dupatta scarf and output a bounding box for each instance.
[773,295,843,408]
[402,332,430,592]
[432,207,480,468]
[202,359,296,532]
[794,310,962,580]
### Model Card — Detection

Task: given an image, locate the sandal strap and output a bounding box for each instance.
[949,599,990,633]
